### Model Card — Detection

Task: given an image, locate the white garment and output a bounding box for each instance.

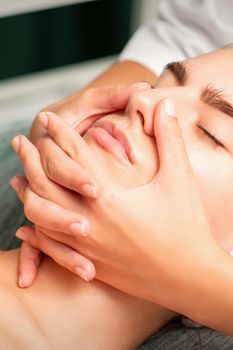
[119,0,233,76]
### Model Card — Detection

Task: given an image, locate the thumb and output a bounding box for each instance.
[154,99,192,182]
[86,82,151,113]
[74,83,150,133]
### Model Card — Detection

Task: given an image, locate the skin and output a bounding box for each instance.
[15,48,233,249]
[15,83,155,284]
[0,77,175,347]
[0,250,175,349]
[11,48,233,334]
[18,59,157,283]
[29,61,157,146]
[157,49,233,249]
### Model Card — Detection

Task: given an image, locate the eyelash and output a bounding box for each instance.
[195,122,224,149]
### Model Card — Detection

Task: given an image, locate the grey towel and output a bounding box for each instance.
[0,121,30,249]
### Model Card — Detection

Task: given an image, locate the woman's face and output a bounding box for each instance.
[84,49,233,250]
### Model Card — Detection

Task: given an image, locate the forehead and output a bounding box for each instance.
[185,49,233,102]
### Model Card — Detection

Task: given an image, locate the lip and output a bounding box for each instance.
[89,119,136,166]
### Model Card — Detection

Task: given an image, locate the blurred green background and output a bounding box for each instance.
[0,0,133,80]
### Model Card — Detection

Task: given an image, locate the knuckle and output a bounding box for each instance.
[45,159,56,179]
[44,156,62,180]
[30,175,47,197]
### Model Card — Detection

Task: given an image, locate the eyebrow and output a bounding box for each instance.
[165,61,233,118]
[166,62,188,85]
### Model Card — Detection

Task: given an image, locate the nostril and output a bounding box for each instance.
[136,110,145,126]
[150,82,157,89]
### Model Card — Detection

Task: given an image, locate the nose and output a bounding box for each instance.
[126,86,195,136]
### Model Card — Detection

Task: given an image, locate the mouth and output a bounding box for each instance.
[89,120,136,166]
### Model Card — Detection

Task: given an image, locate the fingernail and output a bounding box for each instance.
[15,228,26,240]
[38,112,50,128]
[74,267,91,281]
[10,177,20,192]
[18,274,31,288]
[18,275,26,288]
[82,184,98,198]
[163,98,176,118]
[11,136,20,153]
[69,222,88,237]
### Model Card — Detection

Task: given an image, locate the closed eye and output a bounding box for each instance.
[195,122,225,149]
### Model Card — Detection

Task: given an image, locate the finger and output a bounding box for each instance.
[154,99,192,181]
[73,83,151,134]
[16,226,42,250]
[10,176,89,237]
[38,112,96,163]
[10,175,28,203]
[38,129,102,198]
[11,135,62,200]
[38,112,104,181]
[16,227,96,281]
[11,135,78,206]
[18,238,42,288]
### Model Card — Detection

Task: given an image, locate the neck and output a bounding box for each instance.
[0,249,175,349]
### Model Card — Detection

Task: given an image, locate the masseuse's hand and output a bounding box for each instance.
[12,83,149,287]
[14,99,224,318]
[11,133,98,286]
[32,83,148,195]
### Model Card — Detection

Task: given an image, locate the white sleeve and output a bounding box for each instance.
[119,0,233,76]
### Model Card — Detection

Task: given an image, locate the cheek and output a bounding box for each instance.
[83,130,158,188]
[188,145,233,251]
[133,138,158,186]
[96,140,158,188]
